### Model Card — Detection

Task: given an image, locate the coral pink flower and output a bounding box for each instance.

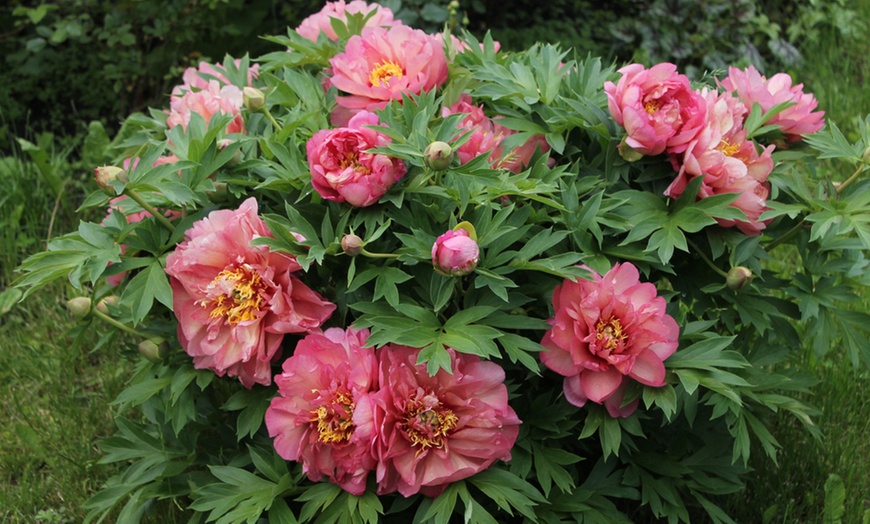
[432,228,479,276]
[265,328,379,495]
[442,94,549,173]
[540,263,680,418]
[372,345,521,497]
[604,63,707,156]
[166,80,245,135]
[328,25,448,126]
[721,65,824,141]
[164,198,335,388]
[666,89,775,235]
[306,110,407,206]
[296,0,398,42]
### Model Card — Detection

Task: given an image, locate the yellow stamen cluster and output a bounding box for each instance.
[644,100,660,115]
[403,400,458,452]
[339,151,371,174]
[205,267,264,325]
[369,61,404,87]
[717,139,741,157]
[310,391,356,444]
[595,315,628,354]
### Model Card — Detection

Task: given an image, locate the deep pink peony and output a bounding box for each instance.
[265,328,379,495]
[328,25,448,126]
[666,89,775,235]
[164,198,335,387]
[372,345,521,497]
[604,63,707,156]
[540,263,680,418]
[306,110,407,206]
[296,0,398,42]
[166,80,245,134]
[721,65,825,141]
[441,94,549,173]
[432,228,479,276]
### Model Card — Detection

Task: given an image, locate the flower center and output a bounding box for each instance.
[339,151,371,174]
[403,393,458,452]
[644,100,660,115]
[203,266,265,325]
[717,139,741,157]
[310,390,356,444]
[369,61,404,87]
[594,315,628,355]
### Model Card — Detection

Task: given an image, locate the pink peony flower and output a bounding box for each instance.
[306,110,407,207]
[721,65,824,141]
[164,198,335,387]
[296,0,398,42]
[328,25,448,126]
[432,228,479,276]
[166,80,245,135]
[372,345,521,497]
[441,94,549,173]
[604,63,707,156]
[666,89,775,235]
[265,328,379,495]
[171,60,260,98]
[540,263,680,418]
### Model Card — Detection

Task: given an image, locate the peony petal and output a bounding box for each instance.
[580,367,623,403]
[627,349,667,387]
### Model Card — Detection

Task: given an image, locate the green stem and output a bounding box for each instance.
[686,238,728,278]
[92,308,147,337]
[263,107,283,132]
[360,248,400,259]
[123,188,176,234]
[835,162,866,195]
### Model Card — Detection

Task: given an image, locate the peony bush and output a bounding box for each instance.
[14,2,870,522]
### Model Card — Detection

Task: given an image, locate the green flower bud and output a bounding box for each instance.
[138,337,169,363]
[96,295,119,314]
[863,145,870,163]
[66,297,92,318]
[243,87,266,112]
[94,165,128,194]
[423,141,454,171]
[726,266,753,290]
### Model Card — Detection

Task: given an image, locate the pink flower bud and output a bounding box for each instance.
[341,234,364,256]
[96,295,119,314]
[66,297,92,318]
[432,227,479,276]
[726,266,754,290]
[94,165,127,194]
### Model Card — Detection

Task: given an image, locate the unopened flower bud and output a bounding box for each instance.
[207,182,230,203]
[243,87,266,112]
[863,145,870,163]
[341,234,364,256]
[96,295,119,314]
[66,297,92,318]
[423,141,454,171]
[94,165,127,194]
[432,223,479,276]
[726,266,753,290]
[138,337,169,362]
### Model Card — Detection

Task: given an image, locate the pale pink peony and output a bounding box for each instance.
[306,110,407,207]
[166,80,245,135]
[164,198,335,388]
[441,94,549,173]
[432,228,479,276]
[171,60,260,98]
[540,263,680,418]
[296,0,398,42]
[666,89,775,235]
[604,63,707,156]
[328,25,448,126]
[372,345,521,497]
[721,65,824,141]
[265,328,379,495]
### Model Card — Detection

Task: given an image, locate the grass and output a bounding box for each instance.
[1,3,869,522]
